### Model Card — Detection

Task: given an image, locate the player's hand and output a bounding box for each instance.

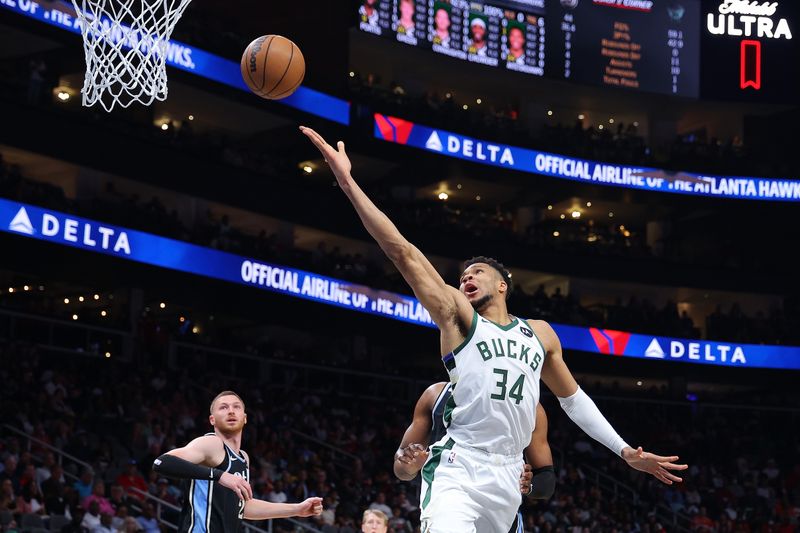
[299,126,353,187]
[218,472,253,501]
[295,497,323,517]
[622,446,688,485]
[519,463,533,495]
[395,443,429,471]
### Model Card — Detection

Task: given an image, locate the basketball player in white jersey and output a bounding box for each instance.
[300,127,687,533]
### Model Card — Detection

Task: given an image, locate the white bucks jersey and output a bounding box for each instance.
[441,311,545,455]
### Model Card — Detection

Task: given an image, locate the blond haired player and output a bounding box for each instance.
[153,391,322,532]
[300,127,687,533]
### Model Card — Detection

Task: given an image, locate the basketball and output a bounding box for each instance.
[240,35,305,100]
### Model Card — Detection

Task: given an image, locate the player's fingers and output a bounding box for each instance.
[242,481,253,500]
[650,454,679,462]
[299,127,329,152]
[337,141,346,154]
[660,469,684,483]
[655,472,673,485]
[660,462,688,470]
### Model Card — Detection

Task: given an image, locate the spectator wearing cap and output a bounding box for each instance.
[116,460,147,501]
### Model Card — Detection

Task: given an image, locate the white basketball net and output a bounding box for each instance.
[71,0,193,111]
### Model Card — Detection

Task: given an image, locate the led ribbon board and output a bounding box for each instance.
[0,0,350,125]
[374,113,800,201]
[3,198,800,370]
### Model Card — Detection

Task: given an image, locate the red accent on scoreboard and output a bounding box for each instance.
[740,40,761,90]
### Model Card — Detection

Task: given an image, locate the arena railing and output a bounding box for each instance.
[0,307,132,360]
[170,341,433,405]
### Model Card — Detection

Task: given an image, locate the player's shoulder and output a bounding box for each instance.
[419,382,449,408]
[189,434,227,450]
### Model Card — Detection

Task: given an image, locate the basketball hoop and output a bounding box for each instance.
[71,0,193,111]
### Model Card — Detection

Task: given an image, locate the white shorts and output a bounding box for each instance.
[420,436,523,533]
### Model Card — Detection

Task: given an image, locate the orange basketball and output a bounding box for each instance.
[240,35,305,100]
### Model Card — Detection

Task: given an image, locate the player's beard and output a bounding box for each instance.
[217,418,245,436]
[470,293,493,311]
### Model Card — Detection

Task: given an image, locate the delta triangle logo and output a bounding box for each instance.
[645,338,665,358]
[425,131,443,152]
[8,207,34,235]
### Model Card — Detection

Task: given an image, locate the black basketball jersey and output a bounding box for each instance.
[430,383,452,445]
[178,434,249,533]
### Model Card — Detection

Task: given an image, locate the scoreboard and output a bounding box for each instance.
[358,0,799,101]
[358,0,701,97]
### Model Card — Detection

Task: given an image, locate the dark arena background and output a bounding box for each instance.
[1,0,800,532]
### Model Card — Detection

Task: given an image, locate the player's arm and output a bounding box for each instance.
[152,436,253,500]
[522,404,555,499]
[394,383,443,481]
[300,127,473,335]
[533,319,688,486]
[243,497,323,520]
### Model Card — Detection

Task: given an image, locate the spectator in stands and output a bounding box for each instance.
[41,464,70,516]
[0,479,16,512]
[361,509,388,533]
[93,512,114,533]
[15,482,45,515]
[116,460,147,501]
[0,456,19,489]
[73,467,94,500]
[368,492,392,518]
[119,516,144,532]
[81,500,102,531]
[83,480,114,516]
[108,484,135,513]
[136,503,160,533]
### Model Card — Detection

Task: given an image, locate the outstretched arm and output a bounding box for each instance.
[533,320,687,485]
[300,127,473,340]
[243,497,323,520]
[153,435,253,500]
[394,383,443,480]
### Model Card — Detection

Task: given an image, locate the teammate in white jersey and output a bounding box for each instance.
[300,126,687,533]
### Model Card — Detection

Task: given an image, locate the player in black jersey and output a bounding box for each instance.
[393,382,555,532]
[153,391,323,532]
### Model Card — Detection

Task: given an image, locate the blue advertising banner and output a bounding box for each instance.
[2,197,800,370]
[0,0,350,125]
[374,114,800,202]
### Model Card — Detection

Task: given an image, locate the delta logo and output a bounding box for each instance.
[374,114,415,145]
[644,338,746,365]
[7,206,131,255]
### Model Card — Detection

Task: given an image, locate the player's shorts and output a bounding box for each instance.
[420,436,523,533]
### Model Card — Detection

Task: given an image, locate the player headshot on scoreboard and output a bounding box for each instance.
[397,0,415,34]
[467,15,488,56]
[432,2,451,48]
[359,0,380,27]
[506,23,526,64]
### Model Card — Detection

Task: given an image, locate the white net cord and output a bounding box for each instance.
[71,0,193,111]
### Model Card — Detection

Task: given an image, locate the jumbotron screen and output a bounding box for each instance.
[357,0,701,98]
